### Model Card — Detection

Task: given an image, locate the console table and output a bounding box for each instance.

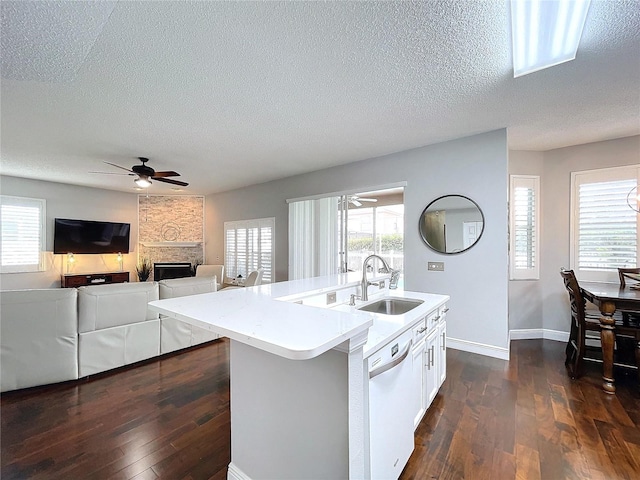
[61,272,129,288]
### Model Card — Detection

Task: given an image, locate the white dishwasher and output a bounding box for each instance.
[368,328,415,480]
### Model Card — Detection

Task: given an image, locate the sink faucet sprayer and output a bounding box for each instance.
[360,254,400,301]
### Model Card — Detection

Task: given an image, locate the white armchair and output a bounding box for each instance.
[77,282,160,377]
[158,276,220,354]
[196,264,224,290]
[1,288,79,392]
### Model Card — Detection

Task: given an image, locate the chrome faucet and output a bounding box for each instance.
[361,254,399,301]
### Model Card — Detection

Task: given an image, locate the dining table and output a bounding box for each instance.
[580,281,640,394]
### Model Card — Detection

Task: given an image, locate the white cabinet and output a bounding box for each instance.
[411,336,426,429]
[412,303,448,430]
[424,328,439,407]
[437,309,447,387]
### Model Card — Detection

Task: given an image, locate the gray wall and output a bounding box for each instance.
[508,150,545,332]
[0,176,139,289]
[206,129,510,356]
[540,136,640,334]
[509,135,640,335]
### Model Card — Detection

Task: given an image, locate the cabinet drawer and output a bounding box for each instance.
[65,275,89,287]
[426,309,441,332]
[412,317,427,344]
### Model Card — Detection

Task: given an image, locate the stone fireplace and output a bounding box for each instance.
[138,195,204,281]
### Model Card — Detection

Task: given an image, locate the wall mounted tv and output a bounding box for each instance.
[53,218,131,254]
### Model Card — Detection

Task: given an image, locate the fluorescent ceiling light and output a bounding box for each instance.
[511,0,591,77]
[134,176,152,188]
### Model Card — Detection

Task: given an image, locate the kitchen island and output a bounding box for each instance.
[149,272,448,480]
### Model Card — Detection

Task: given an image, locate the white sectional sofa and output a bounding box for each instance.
[1,288,79,392]
[1,276,221,393]
[78,282,161,377]
[158,275,219,354]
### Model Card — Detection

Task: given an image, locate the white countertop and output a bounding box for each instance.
[333,291,449,357]
[148,272,448,360]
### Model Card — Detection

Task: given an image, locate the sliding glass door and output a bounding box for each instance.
[288,187,404,280]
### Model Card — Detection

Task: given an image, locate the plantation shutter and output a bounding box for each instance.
[224,218,274,283]
[571,166,639,282]
[510,175,539,280]
[1,196,46,273]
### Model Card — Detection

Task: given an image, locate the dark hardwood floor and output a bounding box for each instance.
[2,339,639,479]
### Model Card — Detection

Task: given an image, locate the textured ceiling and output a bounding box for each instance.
[1,0,639,195]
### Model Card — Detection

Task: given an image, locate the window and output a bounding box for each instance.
[510,175,539,280]
[224,217,274,283]
[570,165,639,282]
[1,195,46,273]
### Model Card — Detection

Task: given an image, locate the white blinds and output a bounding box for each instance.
[571,166,639,282]
[577,179,637,270]
[510,175,539,280]
[288,196,339,280]
[224,217,274,283]
[1,195,46,273]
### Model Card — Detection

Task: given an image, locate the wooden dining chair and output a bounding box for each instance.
[560,268,640,379]
[618,267,640,324]
[618,267,640,289]
[560,268,603,378]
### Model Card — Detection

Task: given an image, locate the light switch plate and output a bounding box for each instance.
[379,280,385,289]
[326,292,337,304]
[428,262,444,271]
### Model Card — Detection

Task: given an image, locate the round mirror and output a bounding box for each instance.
[419,195,484,254]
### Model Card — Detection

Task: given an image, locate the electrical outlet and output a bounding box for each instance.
[379,280,385,289]
[326,291,337,305]
[428,262,444,271]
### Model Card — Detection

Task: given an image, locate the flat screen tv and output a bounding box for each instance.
[54,218,131,254]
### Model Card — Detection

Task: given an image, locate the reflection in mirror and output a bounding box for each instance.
[419,195,484,254]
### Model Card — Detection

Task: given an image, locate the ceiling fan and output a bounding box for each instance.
[348,195,377,207]
[91,157,189,188]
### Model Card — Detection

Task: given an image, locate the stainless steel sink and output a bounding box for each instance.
[357,297,424,315]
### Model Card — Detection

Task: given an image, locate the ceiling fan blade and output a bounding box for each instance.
[89,171,135,176]
[104,161,134,173]
[153,177,189,187]
[351,200,362,207]
[152,170,180,178]
[359,198,377,202]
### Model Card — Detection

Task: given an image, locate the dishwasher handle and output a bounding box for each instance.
[369,339,413,380]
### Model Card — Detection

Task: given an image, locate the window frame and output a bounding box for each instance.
[0,195,47,273]
[569,165,639,283]
[224,217,275,284]
[509,175,540,280]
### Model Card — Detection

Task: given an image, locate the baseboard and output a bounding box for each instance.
[509,328,569,343]
[446,337,510,361]
[228,462,251,480]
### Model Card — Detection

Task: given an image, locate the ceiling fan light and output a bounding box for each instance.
[134,176,151,188]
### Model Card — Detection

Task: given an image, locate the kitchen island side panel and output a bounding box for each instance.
[229,339,351,479]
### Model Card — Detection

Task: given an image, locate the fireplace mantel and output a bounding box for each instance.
[140,242,201,247]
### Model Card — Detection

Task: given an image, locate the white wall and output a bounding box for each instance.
[207,130,510,358]
[0,176,139,289]
[509,135,640,336]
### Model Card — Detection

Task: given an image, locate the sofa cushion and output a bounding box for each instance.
[78,282,159,333]
[79,319,160,377]
[159,275,217,300]
[1,288,78,392]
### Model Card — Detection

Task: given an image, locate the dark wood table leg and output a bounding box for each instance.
[599,301,617,394]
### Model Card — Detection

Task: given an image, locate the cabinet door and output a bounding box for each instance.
[425,329,438,408]
[437,319,447,387]
[411,339,426,429]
